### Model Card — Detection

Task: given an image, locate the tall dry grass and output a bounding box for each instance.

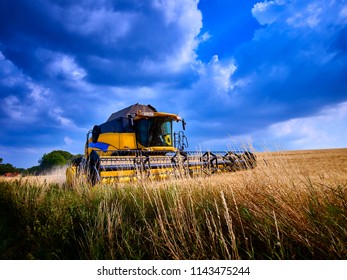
[0,148,346,259]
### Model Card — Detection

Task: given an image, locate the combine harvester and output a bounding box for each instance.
[66,104,256,185]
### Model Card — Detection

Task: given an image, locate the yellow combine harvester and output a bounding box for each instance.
[66,104,256,185]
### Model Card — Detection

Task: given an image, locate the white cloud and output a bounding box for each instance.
[339,5,347,23]
[0,51,26,87]
[0,52,80,128]
[49,107,76,128]
[27,82,50,102]
[195,55,237,97]
[265,102,347,149]
[252,1,280,25]
[152,0,200,27]
[44,52,87,81]
[64,6,135,43]
[253,0,344,30]
[138,0,202,73]
[0,52,54,124]
[36,0,203,80]
[3,95,24,121]
[286,3,323,28]
[2,81,52,124]
[196,102,347,152]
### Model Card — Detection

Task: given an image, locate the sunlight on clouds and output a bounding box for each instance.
[27,82,50,102]
[2,82,51,123]
[152,0,201,27]
[210,55,237,94]
[267,102,347,149]
[152,0,182,26]
[286,3,323,28]
[195,55,236,97]
[45,53,87,81]
[149,0,202,72]
[252,1,281,25]
[49,108,76,128]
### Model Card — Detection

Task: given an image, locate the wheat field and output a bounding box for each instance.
[0,148,346,259]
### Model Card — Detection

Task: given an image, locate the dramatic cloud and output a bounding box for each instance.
[261,102,347,150]
[0,0,346,167]
[181,0,347,147]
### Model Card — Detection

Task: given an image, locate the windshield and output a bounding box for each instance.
[135,117,173,147]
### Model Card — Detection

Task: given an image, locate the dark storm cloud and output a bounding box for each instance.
[1,0,202,86]
[0,0,203,167]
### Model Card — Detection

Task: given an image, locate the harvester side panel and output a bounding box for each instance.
[86,132,137,156]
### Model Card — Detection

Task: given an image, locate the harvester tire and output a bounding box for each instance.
[88,150,101,185]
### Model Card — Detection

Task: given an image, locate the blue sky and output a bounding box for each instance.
[1,0,347,168]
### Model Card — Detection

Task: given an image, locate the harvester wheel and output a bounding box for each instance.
[88,150,101,185]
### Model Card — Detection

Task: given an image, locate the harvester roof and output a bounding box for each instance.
[96,103,180,134]
[107,103,157,122]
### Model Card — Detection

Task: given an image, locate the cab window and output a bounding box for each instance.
[135,117,173,147]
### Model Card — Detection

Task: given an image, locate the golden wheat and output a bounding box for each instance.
[1,148,346,259]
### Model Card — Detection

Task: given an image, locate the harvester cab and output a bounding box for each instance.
[86,103,187,156]
[66,103,256,185]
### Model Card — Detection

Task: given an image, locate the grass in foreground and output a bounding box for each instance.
[0,149,346,259]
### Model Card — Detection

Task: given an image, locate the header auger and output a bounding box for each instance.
[66,103,256,185]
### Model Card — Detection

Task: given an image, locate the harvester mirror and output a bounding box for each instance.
[91,125,101,143]
[182,119,186,130]
[129,116,134,127]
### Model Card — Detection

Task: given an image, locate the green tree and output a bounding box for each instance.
[39,150,74,170]
[0,161,18,175]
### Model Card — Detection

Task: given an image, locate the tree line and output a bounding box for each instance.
[0,150,79,176]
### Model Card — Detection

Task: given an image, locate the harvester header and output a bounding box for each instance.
[66,103,256,185]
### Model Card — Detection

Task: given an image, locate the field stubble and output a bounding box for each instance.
[0,148,346,259]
